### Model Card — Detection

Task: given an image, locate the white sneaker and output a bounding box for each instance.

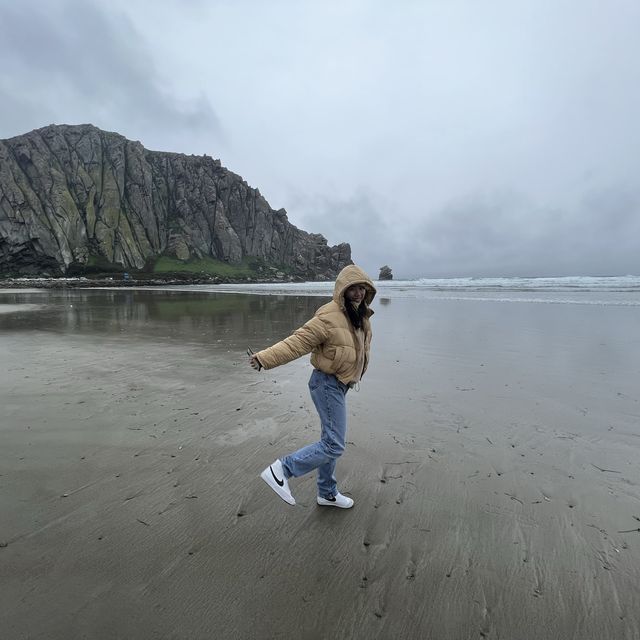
[317,492,354,509]
[260,459,295,505]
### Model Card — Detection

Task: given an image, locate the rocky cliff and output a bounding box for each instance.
[0,124,351,279]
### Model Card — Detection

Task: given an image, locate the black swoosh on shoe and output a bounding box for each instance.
[270,466,284,487]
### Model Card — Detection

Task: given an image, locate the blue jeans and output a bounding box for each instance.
[281,369,349,499]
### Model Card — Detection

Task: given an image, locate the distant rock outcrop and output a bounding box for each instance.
[378,265,393,280]
[0,124,352,279]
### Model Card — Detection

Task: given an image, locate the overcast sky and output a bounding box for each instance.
[1,0,639,278]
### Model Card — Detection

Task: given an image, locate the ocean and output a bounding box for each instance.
[168,275,640,306]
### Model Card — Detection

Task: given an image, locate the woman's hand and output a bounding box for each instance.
[249,355,262,371]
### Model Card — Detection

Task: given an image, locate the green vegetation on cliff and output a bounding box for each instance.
[152,256,260,278]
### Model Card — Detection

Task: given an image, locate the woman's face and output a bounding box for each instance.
[345,284,367,305]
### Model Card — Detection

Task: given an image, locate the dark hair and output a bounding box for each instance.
[345,301,367,329]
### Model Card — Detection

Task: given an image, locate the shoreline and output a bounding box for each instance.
[0,275,307,289]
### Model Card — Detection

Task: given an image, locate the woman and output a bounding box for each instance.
[249,264,376,508]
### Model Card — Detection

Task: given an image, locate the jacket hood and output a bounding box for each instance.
[333,264,376,309]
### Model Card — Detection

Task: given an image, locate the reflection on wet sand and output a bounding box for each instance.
[0,290,328,349]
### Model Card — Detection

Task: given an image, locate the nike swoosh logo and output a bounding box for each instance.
[270,466,284,487]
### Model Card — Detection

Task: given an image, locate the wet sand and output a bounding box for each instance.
[1,289,639,639]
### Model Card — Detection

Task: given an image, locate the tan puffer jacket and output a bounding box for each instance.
[256,265,376,384]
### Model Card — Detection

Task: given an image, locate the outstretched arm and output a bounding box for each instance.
[253,315,329,370]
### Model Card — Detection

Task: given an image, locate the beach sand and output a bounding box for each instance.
[1,289,639,639]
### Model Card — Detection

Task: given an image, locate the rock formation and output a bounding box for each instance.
[0,124,351,279]
[378,265,393,280]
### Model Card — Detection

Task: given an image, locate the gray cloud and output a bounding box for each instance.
[0,0,222,152]
[292,186,640,279]
[287,190,402,278]
[414,192,622,278]
[1,0,639,277]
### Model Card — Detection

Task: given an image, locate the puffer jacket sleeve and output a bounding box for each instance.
[255,314,329,370]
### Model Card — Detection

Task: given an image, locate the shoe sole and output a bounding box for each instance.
[260,468,296,505]
[317,498,354,509]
